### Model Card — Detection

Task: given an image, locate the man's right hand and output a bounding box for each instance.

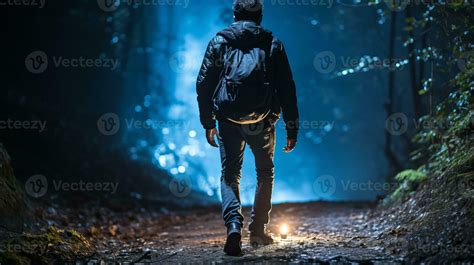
[206,128,219,148]
[283,138,297,153]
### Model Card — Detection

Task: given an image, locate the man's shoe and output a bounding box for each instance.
[250,230,274,247]
[224,223,242,256]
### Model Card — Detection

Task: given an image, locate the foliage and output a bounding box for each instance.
[369,3,474,203]
[383,169,427,206]
[409,3,474,174]
[334,3,473,183]
[394,169,427,183]
[388,3,474,209]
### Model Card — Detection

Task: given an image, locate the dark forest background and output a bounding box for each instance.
[1,0,472,210]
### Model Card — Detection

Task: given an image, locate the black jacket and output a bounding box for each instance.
[196,20,299,140]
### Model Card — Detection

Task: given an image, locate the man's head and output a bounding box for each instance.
[233,0,263,24]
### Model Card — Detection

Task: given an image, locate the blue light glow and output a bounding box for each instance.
[120,0,395,205]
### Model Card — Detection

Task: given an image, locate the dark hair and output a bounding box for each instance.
[233,0,263,23]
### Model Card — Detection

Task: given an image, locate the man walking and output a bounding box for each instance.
[196,0,299,256]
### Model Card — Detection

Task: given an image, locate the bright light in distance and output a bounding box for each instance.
[280,223,289,236]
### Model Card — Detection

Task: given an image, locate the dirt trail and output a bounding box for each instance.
[82,202,401,264]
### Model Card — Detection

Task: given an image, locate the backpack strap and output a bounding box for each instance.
[211,34,230,98]
[215,33,230,68]
[263,37,274,87]
[259,37,275,121]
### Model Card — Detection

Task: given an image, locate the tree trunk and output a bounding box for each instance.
[406,7,422,118]
[385,11,402,175]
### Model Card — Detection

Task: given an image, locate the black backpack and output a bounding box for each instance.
[213,37,273,125]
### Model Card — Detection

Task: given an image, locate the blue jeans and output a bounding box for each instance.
[218,119,276,232]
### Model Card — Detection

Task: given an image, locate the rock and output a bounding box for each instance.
[0,144,29,232]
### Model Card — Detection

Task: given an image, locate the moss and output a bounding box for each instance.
[383,169,428,206]
[0,226,94,265]
[0,253,31,265]
[394,170,428,183]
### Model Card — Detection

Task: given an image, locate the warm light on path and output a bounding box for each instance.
[280,223,289,239]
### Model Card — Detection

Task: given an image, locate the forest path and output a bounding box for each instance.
[83,202,403,264]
